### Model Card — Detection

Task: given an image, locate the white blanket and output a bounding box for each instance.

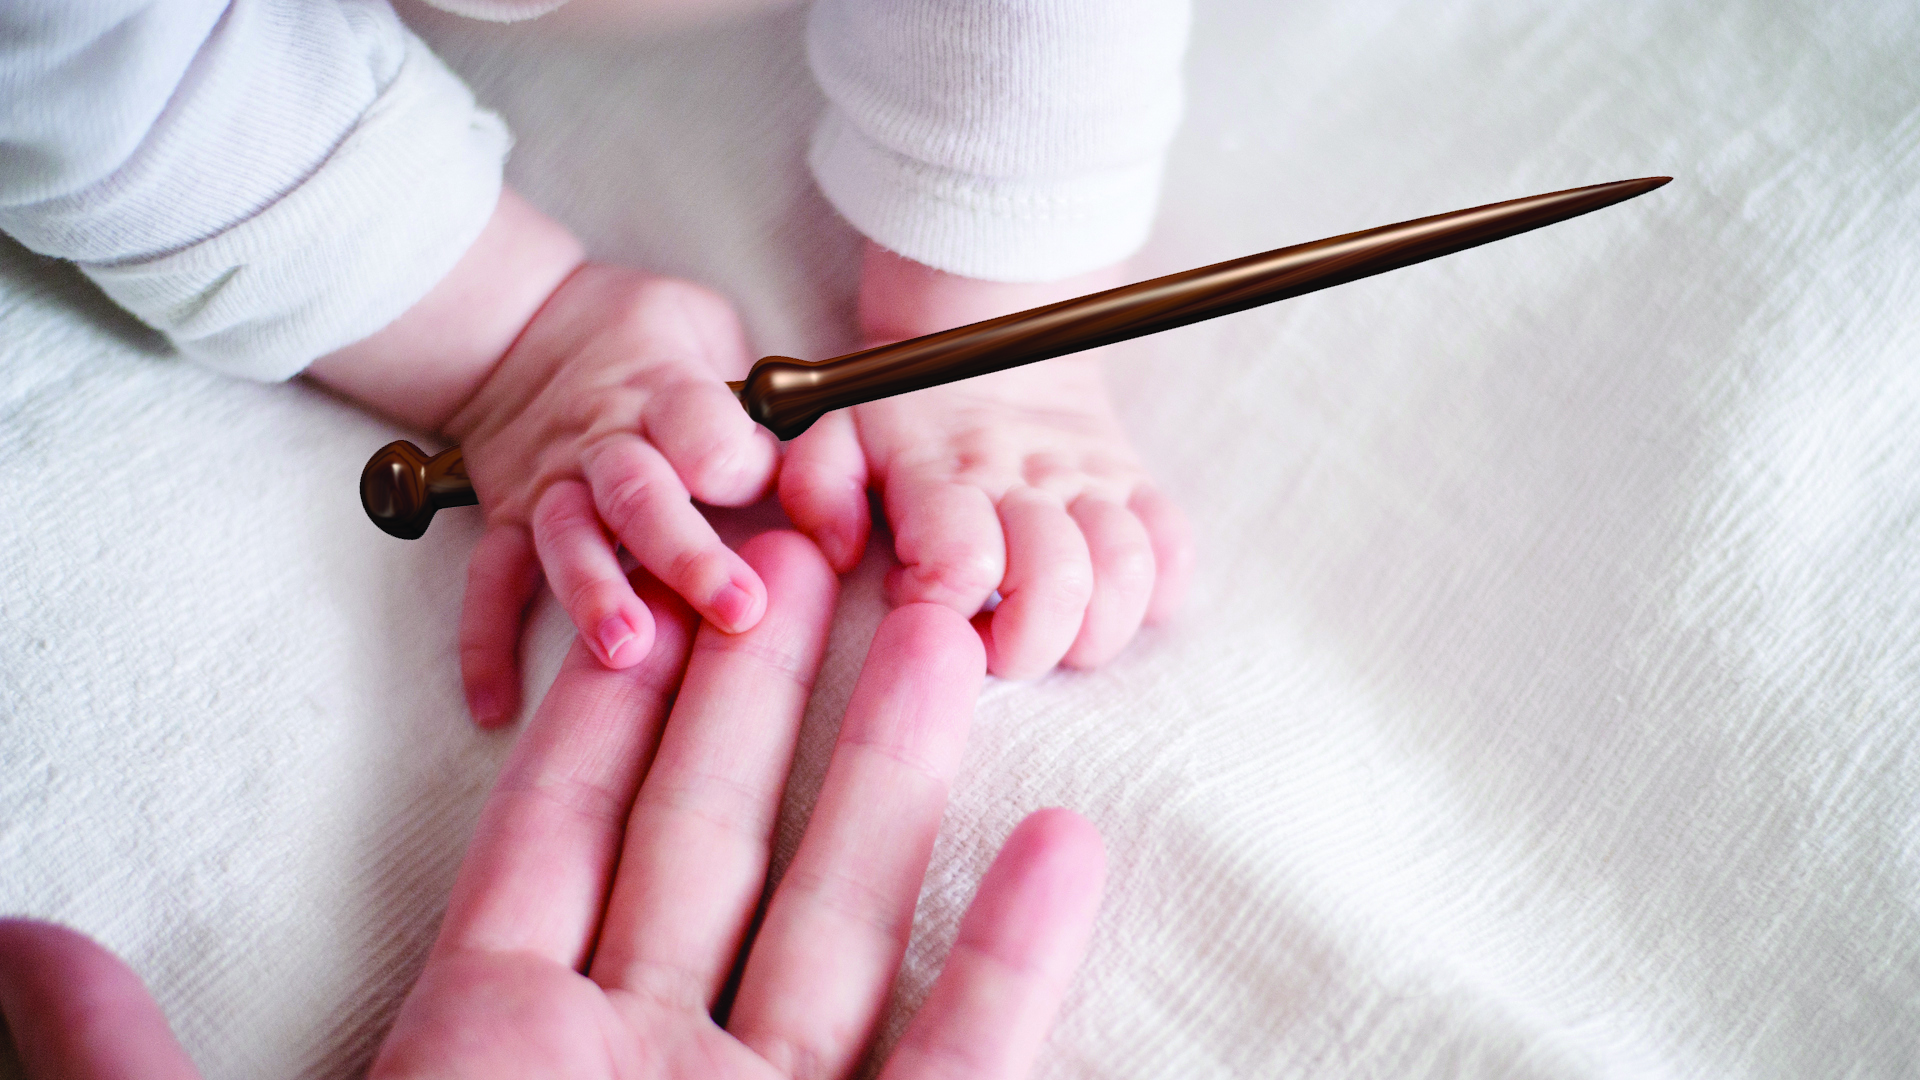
[3,1,1916,1077]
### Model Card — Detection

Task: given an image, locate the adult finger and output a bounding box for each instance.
[780,409,872,573]
[982,488,1093,680]
[1129,485,1194,625]
[588,531,838,1009]
[531,477,657,667]
[431,575,698,971]
[460,523,543,728]
[883,473,1006,615]
[642,377,780,508]
[878,810,1106,1080]
[1059,497,1155,670]
[584,433,767,635]
[728,603,986,1079]
[0,918,202,1080]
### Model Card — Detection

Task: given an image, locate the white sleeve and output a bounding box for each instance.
[805,0,1191,283]
[0,1,510,381]
[417,0,566,22]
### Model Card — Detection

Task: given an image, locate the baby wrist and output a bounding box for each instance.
[308,188,584,435]
[856,240,1127,345]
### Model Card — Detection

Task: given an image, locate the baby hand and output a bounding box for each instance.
[308,192,777,727]
[780,243,1194,678]
[445,264,779,722]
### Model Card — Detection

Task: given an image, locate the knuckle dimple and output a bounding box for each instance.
[595,473,665,533]
[530,489,588,540]
[949,427,1016,476]
[680,441,743,497]
[666,546,726,590]
[1048,566,1095,610]
[919,546,1000,599]
[561,578,613,622]
[756,1035,832,1080]
[458,640,504,674]
[1021,454,1078,495]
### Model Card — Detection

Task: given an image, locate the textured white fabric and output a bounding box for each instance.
[0,1,508,381]
[806,0,1189,281]
[3,2,1918,1078]
[0,0,230,208]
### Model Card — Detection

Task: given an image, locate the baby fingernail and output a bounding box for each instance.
[469,687,503,725]
[829,528,860,569]
[711,582,755,632]
[596,615,637,664]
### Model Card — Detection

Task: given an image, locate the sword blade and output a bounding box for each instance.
[735,176,1670,440]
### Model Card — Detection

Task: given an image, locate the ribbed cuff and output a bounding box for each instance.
[419,0,568,23]
[808,105,1166,284]
[81,31,510,382]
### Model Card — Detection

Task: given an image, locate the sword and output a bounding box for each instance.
[362,176,1669,538]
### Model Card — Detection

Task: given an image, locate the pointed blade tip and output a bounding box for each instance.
[1592,175,1670,205]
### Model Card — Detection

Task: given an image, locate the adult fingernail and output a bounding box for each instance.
[597,614,637,664]
[711,582,755,632]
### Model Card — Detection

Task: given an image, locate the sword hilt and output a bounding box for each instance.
[361,441,478,539]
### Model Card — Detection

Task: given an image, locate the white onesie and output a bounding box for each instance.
[0,0,1190,381]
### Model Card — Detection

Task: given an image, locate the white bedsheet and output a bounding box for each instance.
[3,1,1916,1077]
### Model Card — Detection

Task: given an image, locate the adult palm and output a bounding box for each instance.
[0,532,1104,1080]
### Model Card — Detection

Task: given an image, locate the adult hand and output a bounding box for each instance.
[0,531,1106,1080]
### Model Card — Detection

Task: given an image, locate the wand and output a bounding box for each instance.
[362,176,1668,539]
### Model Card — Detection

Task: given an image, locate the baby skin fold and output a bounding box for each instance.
[325,190,1193,726]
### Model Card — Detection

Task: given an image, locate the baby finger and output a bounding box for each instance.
[531,478,657,669]
[584,433,767,635]
[779,409,871,573]
[460,523,542,727]
[882,473,1006,615]
[1128,485,1195,625]
[643,378,778,507]
[1061,496,1155,669]
[983,488,1093,680]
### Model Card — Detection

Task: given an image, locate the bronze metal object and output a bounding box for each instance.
[362,176,1669,538]
[361,440,479,539]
